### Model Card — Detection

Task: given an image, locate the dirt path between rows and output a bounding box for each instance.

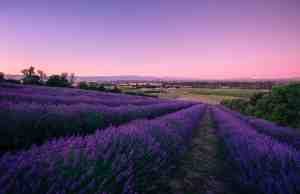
[165,107,234,194]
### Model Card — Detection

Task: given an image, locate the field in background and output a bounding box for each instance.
[180,88,269,97]
[121,87,269,104]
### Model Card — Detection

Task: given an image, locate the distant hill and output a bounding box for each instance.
[223,77,300,82]
[4,74,300,83]
[76,75,162,82]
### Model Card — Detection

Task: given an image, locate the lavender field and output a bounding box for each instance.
[0,83,299,194]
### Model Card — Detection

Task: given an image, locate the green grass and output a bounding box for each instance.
[121,87,268,104]
[165,108,235,194]
[160,88,268,104]
[181,88,269,98]
[175,94,238,104]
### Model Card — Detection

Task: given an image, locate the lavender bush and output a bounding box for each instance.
[0,104,205,194]
[0,86,165,107]
[212,107,300,194]
[0,101,194,152]
[219,105,300,150]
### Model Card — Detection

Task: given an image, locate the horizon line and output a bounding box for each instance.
[4,73,300,81]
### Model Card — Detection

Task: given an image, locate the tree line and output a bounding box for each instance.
[0,66,122,93]
[221,83,300,129]
[0,66,75,87]
[20,66,75,87]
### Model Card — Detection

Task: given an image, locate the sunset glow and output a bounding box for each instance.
[1,0,300,79]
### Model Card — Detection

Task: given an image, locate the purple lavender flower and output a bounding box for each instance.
[0,104,205,194]
[212,107,300,194]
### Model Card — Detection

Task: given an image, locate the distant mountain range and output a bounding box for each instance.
[4,74,300,82]
[76,75,163,82]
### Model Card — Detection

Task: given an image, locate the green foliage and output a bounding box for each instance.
[221,98,249,114]
[221,83,300,129]
[78,82,122,94]
[109,86,122,93]
[89,82,106,91]
[46,74,71,87]
[78,81,89,90]
[22,75,41,85]
[189,88,268,98]
[254,83,300,128]
[0,72,4,81]
[21,66,43,85]
[78,81,106,91]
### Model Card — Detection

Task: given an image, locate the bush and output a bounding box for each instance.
[46,74,71,87]
[254,83,300,128]
[21,66,43,85]
[22,75,41,85]
[78,81,89,90]
[0,72,4,81]
[222,83,300,129]
[78,81,106,91]
[110,86,122,93]
[221,98,249,114]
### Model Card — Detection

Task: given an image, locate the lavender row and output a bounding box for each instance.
[0,89,163,107]
[0,83,166,104]
[212,107,300,194]
[0,101,195,153]
[0,90,166,107]
[218,105,300,150]
[0,104,205,194]
[1,82,147,98]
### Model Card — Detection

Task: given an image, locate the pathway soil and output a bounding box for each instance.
[165,107,235,194]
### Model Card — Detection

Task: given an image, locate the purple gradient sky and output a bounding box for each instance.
[1,0,300,79]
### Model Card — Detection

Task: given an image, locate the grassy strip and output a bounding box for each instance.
[165,107,234,194]
[186,88,268,98]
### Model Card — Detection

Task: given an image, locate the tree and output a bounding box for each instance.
[78,81,106,91]
[46,74,71,87]
[249,92,265,106]
[69,73,76,86]
[37,70,47,83]
[21,66,41,85]
[78,81,89,90]
[110,86,122,93]
[254,83,300,128]
[0,72,4,82]
[88,82,105,91]
[60,73,71,87]
[21,66,35,77]
[222,83,300,129]
[96,84,105,91]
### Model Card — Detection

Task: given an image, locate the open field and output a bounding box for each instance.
[158,88,268,104]
[176,94,238,104]
[179,88,269,98]
[120,87,268,104]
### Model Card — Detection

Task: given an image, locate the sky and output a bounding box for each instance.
[1,0,300,79]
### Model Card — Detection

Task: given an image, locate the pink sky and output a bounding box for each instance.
[1,0,300,79]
